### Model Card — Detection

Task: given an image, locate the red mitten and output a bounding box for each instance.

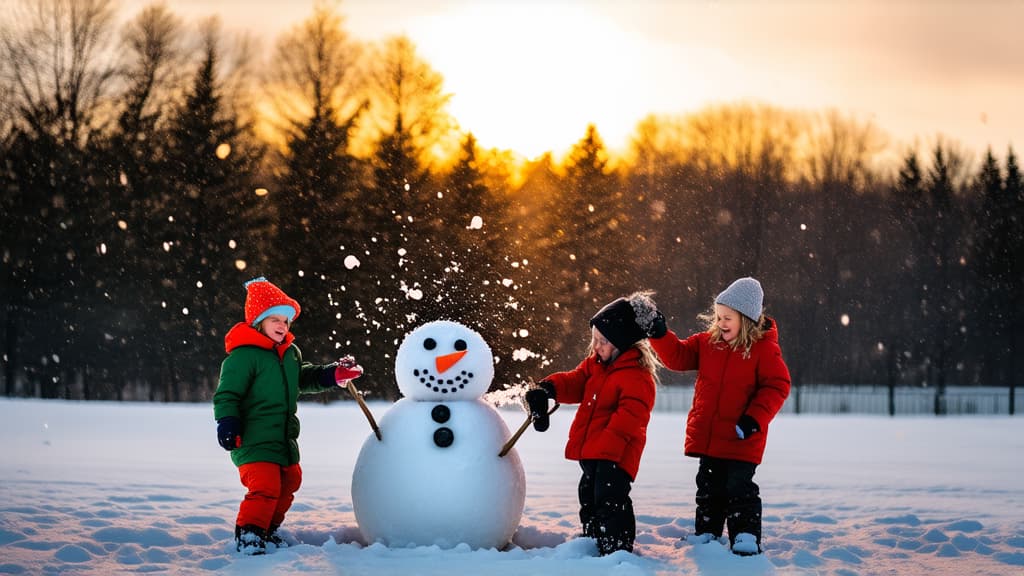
[335,356,363,387]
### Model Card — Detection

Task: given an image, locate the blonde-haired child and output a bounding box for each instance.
[648,277,790,556]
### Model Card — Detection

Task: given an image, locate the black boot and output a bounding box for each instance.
[723,460,762,556]
[266,524,288,548]
[235,524,266,555]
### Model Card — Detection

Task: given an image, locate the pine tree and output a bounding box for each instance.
[263,3,369,370]
[556,125,628,316]
[1004,148,1023,411]
[159,23,268,400]
[973,149,1010,385]
[890,149,928,386]
[85,4,184,399]
[923,143,971,405]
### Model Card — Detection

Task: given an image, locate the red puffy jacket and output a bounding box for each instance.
[542,346,657,480]
[650,318,790,465]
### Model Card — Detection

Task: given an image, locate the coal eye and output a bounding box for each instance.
[424,338,437,351]
[454,339,467,351]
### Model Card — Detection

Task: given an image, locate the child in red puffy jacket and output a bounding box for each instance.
[647,277,790,556]
[525,292,662,556]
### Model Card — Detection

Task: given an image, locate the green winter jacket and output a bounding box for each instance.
[213,322,335,467]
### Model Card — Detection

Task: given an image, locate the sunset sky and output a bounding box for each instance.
[118,0,1024,161]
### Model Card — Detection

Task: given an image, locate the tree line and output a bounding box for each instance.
[2,0,1021,402]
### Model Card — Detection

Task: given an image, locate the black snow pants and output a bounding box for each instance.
[694,456,761,548]
[579,459,635,555]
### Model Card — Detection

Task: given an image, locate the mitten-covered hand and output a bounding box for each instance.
[217,416,241,451]
[735,414,760,440]
[526,381,556,432]
[334,355,363,388]
[648,309,668,339]
[320,355,363,388]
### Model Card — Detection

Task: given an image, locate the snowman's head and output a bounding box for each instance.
[395,320,495,401]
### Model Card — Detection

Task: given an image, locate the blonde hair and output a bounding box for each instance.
[698,306,766,359]
[585,338,663,385]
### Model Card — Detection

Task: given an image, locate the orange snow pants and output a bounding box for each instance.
[236,462,302,530]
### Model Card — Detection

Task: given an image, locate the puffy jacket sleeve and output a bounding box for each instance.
[543,357,593,405]
[213,352,252,420]
[294,345,337,395]
[597,374,656,462]
[650,330,702,372]
[745,340,791,428]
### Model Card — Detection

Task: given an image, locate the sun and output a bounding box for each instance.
[410,3,659,160]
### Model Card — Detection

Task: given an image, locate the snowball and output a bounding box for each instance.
[512,348,537,361]
[344,255,361,269]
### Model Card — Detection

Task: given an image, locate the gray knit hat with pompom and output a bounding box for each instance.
[715,277,764,322]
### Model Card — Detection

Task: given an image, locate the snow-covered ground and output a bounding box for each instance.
[2,397,1023,575]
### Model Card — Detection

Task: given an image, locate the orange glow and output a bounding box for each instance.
[409,4,682,160]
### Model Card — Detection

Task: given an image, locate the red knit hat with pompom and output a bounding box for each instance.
[244,277,301,327]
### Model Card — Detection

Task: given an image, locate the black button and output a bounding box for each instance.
[433,427,454,448]
[431,404,450,423]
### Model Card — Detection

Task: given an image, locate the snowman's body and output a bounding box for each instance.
[351,321,525,549]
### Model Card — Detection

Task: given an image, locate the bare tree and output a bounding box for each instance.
[2,0,117,145]
[800,110,888,383]
[114,2,185,141]
[264,1,363,146]
[1,0,118,398]
[360,34,455,185]
[680,103,802,277]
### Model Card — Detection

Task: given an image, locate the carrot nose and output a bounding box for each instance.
[435,350,467,374]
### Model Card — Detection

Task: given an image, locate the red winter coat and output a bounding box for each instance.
[650,318,790,465]
[542,346,657,480]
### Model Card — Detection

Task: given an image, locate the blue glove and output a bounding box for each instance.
[217,416,241,451]
[735,414,760,440]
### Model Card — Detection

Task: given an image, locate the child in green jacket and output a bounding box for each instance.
[213,277,363,555]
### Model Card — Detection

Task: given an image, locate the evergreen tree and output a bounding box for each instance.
[923,143,971,403]
[1004,148,1024,407]
[889,149,929,386]
[556,125,628,317]
[1,0,117,398]
[434,134,536,386]
[159,23,268,400]
[973,149,1011,384]
[341,35,456,397]
[266,3,365,367]
[86,4,184,399]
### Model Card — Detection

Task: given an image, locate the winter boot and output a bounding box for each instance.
[266,525,288,548]
[731,532,762,556]
[235,524,266,555]
[686,532,721,545]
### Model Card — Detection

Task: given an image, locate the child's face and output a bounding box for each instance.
[259,314,291,343]
[591,326,617,362]
[714,304,742,342]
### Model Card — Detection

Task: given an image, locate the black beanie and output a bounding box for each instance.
[590,297,647,352]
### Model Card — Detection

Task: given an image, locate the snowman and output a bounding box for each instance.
[351,320,526,549]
